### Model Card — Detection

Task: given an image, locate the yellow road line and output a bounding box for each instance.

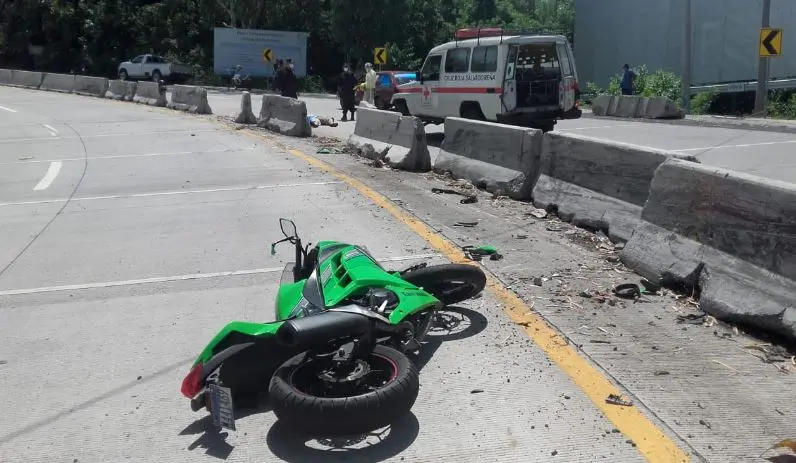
[248,131,690,462]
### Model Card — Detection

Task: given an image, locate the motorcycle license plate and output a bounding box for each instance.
[208,384,236,431]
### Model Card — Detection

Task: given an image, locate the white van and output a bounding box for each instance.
[391,28,581,132]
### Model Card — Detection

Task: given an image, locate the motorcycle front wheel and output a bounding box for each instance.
[269,344,419,436]
[401,263,486,306]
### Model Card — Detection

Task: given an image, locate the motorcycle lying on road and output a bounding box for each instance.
[180,218,486,435]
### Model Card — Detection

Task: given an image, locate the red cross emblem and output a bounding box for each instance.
[422,87,431,99]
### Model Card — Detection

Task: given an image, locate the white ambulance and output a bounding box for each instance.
[391,28,581,132]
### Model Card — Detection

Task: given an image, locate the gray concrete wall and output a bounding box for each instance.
[575,0,796,88]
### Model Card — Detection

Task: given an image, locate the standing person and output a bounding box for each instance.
[363,62,377,105]
[277,58,299,99]
[338,63,357,121]
[620,64,636,96]
[272,59,283,91]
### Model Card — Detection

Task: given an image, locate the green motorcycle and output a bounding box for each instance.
[181,218,486,435]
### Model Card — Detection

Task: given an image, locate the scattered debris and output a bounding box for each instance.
[676,313,707,325]
[699,419,712,429]
[527,208,548,219]
[431,187,478,204]
[470,389,485,394]
[463,245,503,262]
[711,360,742,373]
[514,234,528,239]
[532,277,544,286]
[639,278,661,294]
[606,394,633,407]
[453,221,478,228]
[744,343,794,364]
[654,370,670,376]
[0,360,6,365]
[369,158,384,168]
[613,283,641,299]
[765,439,796,458]
[18,156,34,161]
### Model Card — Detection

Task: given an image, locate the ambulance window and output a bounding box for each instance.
[445,47,471,73]
[420,55,442,81]
[470,45,498,72]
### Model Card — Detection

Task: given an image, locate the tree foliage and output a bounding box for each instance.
[0,0,574,85]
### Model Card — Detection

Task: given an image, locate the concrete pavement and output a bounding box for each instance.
[0,87,665,462]
[203,91,796,184]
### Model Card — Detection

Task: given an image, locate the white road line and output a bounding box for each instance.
[0,181,343,207]
[42,124,58,136]
[32,161,63,191]
[0,128,218,144]
[0,253,440,297]
[0,104,18,113]
[676,139,796,152]
[559,124,637,131]
[0,147,256,166]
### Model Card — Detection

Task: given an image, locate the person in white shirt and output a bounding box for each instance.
[364,62,377,105]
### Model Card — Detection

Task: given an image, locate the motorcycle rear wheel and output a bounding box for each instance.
[401,263,486,306]
[269,344,419,436]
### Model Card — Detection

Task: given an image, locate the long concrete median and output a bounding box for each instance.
[105,80,137,101]
[434,117,542,199]
[620,159,796,340]
[133,81,167,107]
[533,132,698,242]
[169,85,212,114]
[39,73,76,93]
[258,95,311,137]
[73,76,109,97]
[347,108,431,171]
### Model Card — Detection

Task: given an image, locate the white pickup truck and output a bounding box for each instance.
[117,54,193,83]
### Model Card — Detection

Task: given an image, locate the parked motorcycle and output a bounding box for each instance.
[180,218,486,435]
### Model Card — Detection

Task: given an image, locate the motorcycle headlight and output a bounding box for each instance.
[367,289,399,313]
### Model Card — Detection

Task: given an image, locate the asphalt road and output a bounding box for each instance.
[204,91,796,184]
[0,87,651,462]
[2,86,794,463]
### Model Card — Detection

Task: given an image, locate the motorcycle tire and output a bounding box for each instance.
[269,344,419,436]
[401,263,486,306]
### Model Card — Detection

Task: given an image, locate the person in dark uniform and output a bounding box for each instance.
[338,63,357,121]
[276,58,298,99]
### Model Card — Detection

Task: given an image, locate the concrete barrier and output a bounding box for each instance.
[7,70,44,89]
[258,95,311,137]
[532,132,698,242]
[39,73,76,93]
[73,75,109,97]
[169,85,212,114]
[434,117,542,199]
[590,94,684,119]
[105,80,137,101]
[0,69,12,85]
[620,159,796,340]
[347,108,431,171]
[234,91,257,124]
[133,81,167,107]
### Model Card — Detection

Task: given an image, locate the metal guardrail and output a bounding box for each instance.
[690,78,796,94]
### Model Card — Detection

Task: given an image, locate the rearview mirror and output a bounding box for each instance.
[279,218,297,239]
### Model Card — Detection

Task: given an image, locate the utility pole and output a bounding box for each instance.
[681,0,692,112]
[754,0,772,115]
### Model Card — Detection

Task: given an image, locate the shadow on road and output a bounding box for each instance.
[180,304,488,461]
[426,132,444,149]
[266,412,420,463]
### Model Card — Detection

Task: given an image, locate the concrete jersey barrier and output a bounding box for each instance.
[620,159,796,340]
[591,94,684,119]
[73,75,109,97]
[105,80,137,101]
[532,132,699,242]
[347,108,431,171]
[6,70,44,89]
[0,69,12,86]
[40,73,76,93]
[133,81,167,107]
[169,85,212,114]
[434,117,542,200]
[258,95,311,137]
[234,92,257,124]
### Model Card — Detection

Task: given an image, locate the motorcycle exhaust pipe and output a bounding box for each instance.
[276,311,371,350]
